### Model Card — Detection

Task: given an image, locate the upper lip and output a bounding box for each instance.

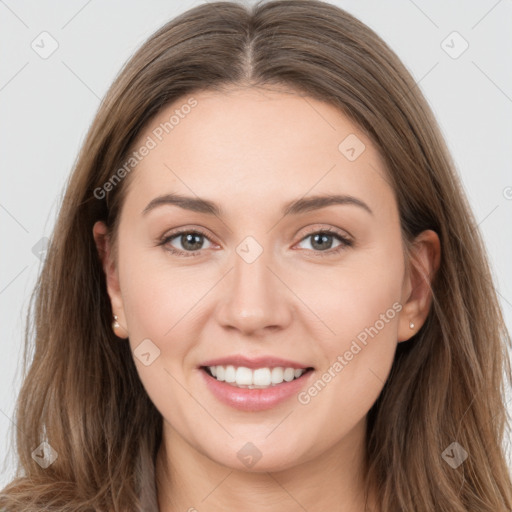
[200,355,313,370]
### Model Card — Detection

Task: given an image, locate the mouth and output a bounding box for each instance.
[200,365,315,389]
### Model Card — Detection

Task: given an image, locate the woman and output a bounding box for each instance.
[1,1,511,510]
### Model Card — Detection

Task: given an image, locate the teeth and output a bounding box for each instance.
[236,366,253,385]
[207,365,308,388]
[283,367,295,382]
[253,368,271,386]
[225,365,236,383]
[271,367,283,384]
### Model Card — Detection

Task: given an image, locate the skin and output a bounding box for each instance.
[93,85,440,512]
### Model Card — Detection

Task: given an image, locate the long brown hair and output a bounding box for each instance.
[1,1,511,510]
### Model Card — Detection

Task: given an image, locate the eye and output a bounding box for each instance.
[295,227,353,257]
[158,226,353,258]
[158,228,214,257]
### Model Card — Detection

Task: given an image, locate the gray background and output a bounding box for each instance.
[1,0,511,486]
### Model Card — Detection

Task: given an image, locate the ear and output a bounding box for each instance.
[93,220,128,338]
[398,229,441,342]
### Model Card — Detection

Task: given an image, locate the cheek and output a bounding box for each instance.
[292,240,404,393]
[117,249,201,421]
[295,241,403,343]
[118,240,195,341]
[297,243,404,416]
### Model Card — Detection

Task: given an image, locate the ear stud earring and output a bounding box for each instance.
[112,315,127,338]
[409,321,415,329]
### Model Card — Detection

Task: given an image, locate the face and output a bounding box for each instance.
[95,85,426,472]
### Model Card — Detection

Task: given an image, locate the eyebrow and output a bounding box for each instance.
[142,192,373,217]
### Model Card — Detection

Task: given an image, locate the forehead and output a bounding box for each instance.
[122,86,396,220]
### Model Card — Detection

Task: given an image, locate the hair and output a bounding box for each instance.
[1,0,511,510]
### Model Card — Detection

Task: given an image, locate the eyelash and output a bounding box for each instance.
[157,226,353,258]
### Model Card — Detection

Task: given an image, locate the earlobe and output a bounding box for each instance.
[92,221,129,339]
[397,229,441,343]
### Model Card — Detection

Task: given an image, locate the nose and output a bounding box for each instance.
[215,244,293,336]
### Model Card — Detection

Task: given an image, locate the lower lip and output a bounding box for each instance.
[200,368,314,411]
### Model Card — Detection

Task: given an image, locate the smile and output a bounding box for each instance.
[199,365,315,411]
